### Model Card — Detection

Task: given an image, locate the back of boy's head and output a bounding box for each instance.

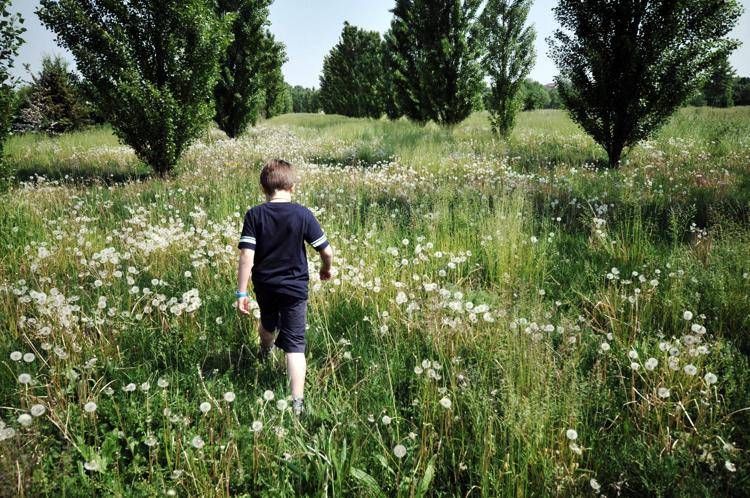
[260,159,297,195]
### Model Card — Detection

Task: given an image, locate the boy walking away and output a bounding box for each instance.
[236,159,334,416]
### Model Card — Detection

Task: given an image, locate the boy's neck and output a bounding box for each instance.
[267,190,293,203]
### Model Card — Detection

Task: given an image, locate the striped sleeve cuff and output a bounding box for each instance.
[310,234,329,251]
[238,236,256,250]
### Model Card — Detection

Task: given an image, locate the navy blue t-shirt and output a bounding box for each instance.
[238,202,329,299]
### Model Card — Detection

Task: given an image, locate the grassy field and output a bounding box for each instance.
[1,108,749,496]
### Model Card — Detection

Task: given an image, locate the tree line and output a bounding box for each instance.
[320,0,742,167]
[0,0,744,175]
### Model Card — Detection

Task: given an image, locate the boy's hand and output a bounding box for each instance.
[237,296,251,314]
[319,268,332,281]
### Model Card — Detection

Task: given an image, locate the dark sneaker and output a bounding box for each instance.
[292,397,304,416]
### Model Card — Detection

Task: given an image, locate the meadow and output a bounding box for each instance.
[1,107,749,497]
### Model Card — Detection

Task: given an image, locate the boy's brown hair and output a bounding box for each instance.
[260,159,297,195]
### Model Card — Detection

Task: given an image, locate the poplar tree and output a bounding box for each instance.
[0,1,24,160]
[548,0,742,168]
[38,0,232,176]
[214,0,273,137]
[479,0,535,136]
[319,22,384,118]
[386,0,484,125]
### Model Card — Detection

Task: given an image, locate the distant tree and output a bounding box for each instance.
[548,0,742,168]
[546,86,563,109]
[703,55,735,107]
[479,0,535,135]
[214,0,273,137]
[319,22,384,118]
[0,1,25,159]
[521,79,550,111]
[15,55,91,134]
[381,29,402,120]
[37,0,232,176]
[733,77,750,106]
[387,0,484,125]
[260,31,289,118]
[290,85,320,113]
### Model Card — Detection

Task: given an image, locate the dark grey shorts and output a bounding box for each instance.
[254,289,307,353]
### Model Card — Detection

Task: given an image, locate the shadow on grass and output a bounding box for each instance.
[13,165,152,186]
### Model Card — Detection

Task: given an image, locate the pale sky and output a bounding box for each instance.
[9,0,750,87]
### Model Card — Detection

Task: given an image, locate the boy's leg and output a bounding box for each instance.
[259,323,275,349]
[286,353,306,399]
[254,289,279,360]
[275,295,308,413]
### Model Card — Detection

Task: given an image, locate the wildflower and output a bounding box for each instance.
[103,387,114,396]
[566,429,578,441]
[30,404,46,417]
[223,391,236,402]
[683,364,698,376]
[600,342,610,352]
[18,373,31,385]
[84,402,97,413]
[84,460,101,472]
[393,444,407,458]
[422,359,431,369]
[158,378,169,388]
[140,382,150,392]
[628,350,639,360]
[725,460,736,472]
[17,413,32,426]
[657,387,671,398]
[682,310,693,321]
[123,383,136,392]
[439,397,452,409]
[144,435,158,447]
[590,478,601,492]
[704,372,718,384]
[23,353,35,363]
[9,351,21,361]
[644,358,658,371]
[263,390,275,401]
[276,399,288,411]
[395,292,407,305]
[199,402,211,414]
[191,435,205,449]
[630,362,640,371]
[569,442,582,455]
[414,366,423,375]
[251,421,263,432]
[382,415,392,425]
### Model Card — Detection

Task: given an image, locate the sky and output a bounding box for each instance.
[9,0,750,87]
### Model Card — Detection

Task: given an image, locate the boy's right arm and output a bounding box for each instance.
[237,210,257,314]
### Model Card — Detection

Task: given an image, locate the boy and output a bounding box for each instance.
[236,159,334,416]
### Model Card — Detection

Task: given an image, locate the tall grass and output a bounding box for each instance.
[0,108,748,496]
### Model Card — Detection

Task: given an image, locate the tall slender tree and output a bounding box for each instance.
[260,31,289,118]
[37,0,232,176]
[381,29,402,120]
[319,22,385,118]
[387,0,484,125]
[703,55,736,108]
[479,0,535,136]
[214,0,272,137]
[0,1,25,161]
[548,0,742,168]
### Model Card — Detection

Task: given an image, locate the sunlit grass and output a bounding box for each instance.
[1,107,748,496]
